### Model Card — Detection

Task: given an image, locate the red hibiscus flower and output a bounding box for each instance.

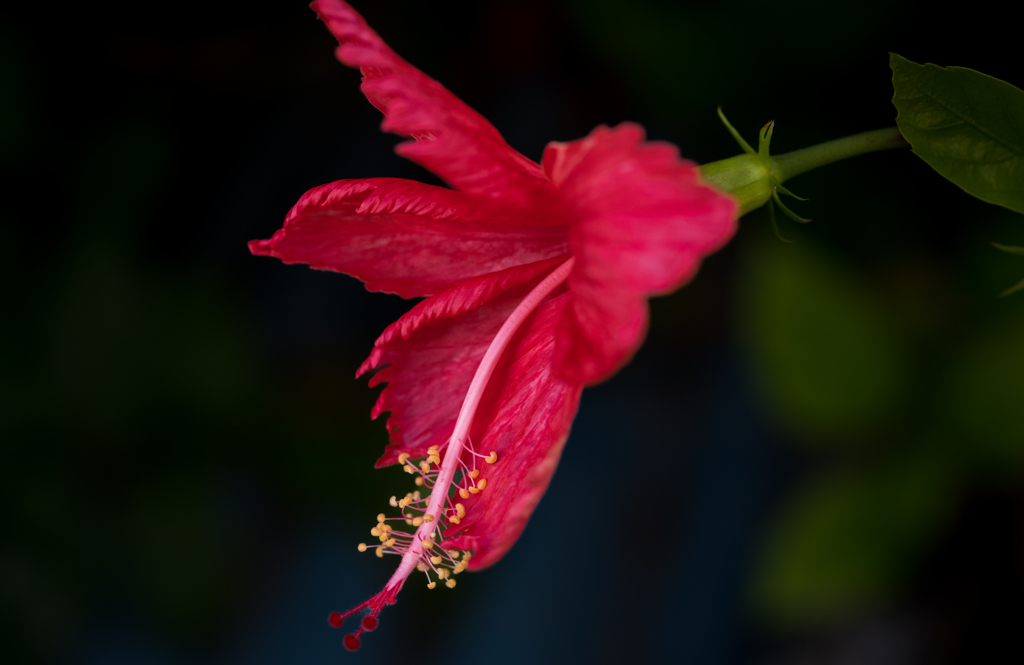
[249,0,738,651]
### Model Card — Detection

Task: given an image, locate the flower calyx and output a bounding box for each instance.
[699,108,811,240]
[989,242,1024,297]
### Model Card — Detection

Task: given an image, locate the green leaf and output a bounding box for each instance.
[890,53,1024,215]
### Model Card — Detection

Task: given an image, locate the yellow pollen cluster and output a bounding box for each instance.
[355,441,498,590]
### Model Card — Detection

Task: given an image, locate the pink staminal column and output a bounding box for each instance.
[328,257,575,651]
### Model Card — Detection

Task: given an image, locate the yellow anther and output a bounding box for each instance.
[399,497,412,508]
[459,488,470,499]
[469,486,480,494]
[446,579,457,588]
[436,568,448,579]
[422,539,434,549]
[412,517,423,527]
[430,556,442,565]
[419,461,430,473]
[375,547,384,558]
[403,464,416,474]
[379,533,388,542]
[454,562,466,574]
[414,477,424,486]
[423,514,434,522]
[469,469,480,479]
[427,582,436,589]
[477,479,488,491]
[485,451,498,464]
[462,552,472,561]
[358,543,367,552]
[370,526,382,537]
[417,563,425,572]
[385,538,396,547]
[428,445,439,455]
[448,549,460,558]
[398,452,411,464]
[381,523,392,532]
[450,516,461,524]
[405,519,413,526]
[456,503,465,518]
[377,513,386,523]
[413,491,421,501]
[389,495,398,507]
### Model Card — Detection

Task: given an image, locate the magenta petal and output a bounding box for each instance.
[249,178,568,298]
[252,0,751,624]
[441,293,583,568]
[311,0,559,213]
[543,123,739,384]
[358,258,569,466]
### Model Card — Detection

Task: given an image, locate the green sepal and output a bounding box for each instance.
[759,122,775,158]
[767,198,794,243]
[707,114,814,228]
[772,189,812,223]
[990,242,1024,257]
[717,107,756,155]
[775,182,808,201]
[990,243,1024,297]
[998,277,1024,298]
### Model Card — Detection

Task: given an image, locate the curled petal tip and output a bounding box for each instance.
[247,238,275,255]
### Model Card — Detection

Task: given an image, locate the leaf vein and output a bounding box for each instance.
[908,78,1024,158]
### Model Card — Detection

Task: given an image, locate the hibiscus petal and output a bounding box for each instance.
[441,293,583,569]
[543,123,738,385]
[359,257,569,466]
[248,177,568,298]
[311,0,558,212]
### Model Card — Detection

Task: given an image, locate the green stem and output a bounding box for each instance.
[699,126,908,216]
[770,127,908,182]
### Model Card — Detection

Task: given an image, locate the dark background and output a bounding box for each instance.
[2,1,1022,663]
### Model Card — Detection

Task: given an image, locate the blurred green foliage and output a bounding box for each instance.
[739,239,910,442]
[564,0,1024,632]
[738,223,1024,625]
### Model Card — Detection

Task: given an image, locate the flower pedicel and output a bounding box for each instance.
[249,0,737,651]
